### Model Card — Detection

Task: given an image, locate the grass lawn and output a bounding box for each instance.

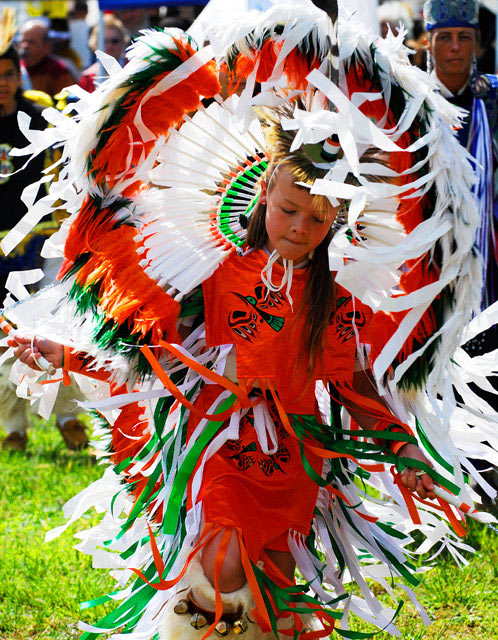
[1,416,497,639]
[0,415,115,639]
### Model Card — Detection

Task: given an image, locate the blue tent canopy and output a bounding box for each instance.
[99,0,209,8]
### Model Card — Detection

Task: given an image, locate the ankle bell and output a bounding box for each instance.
[190,612,208,629]
[214,620,230,636]
[173,599,189,615]
[233,618,249,634]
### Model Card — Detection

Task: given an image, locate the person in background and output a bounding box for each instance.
[18,17,75,96]
[78,13,129,93]
[69,1,91,70]
[0,13,87,452]
[424,0,497,146]
[153,5,195,32]
[425,0,498,495]
[50,17,82,81]
[405,15,428,70]
[424,0,497,307]
[114,8,149,38]
[0,48,49,246]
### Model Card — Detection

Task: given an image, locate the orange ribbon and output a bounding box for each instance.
[140,343,260,423]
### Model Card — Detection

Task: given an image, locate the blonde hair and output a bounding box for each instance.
[88,14,128,53]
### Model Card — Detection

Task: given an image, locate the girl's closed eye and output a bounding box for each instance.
[281,207,295,214]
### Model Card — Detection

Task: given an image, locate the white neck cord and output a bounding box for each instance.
[260,249,294,311]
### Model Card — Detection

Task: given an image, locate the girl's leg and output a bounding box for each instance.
[202,529,296,593]
[201,528,246,594]
[265,548,296,583]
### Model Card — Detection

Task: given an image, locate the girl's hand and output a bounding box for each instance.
[397,443,436,500]
[7,334,63,370]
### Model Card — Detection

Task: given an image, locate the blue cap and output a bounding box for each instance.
[423,0,479,31]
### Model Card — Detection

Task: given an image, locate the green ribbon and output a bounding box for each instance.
[415,418,461,477]
[80,580,155,639]
[161,393,237,535]
[80,590,122,610]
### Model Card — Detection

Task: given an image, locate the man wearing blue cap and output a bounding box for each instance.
[425,0,497,148]
[425,0,498,454]
[426,0,497,327]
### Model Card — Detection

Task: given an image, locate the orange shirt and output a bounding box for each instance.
[203,249,372,414]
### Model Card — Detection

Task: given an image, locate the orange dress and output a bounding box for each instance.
[188,249,373,559]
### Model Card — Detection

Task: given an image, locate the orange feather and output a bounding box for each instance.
[59,199,181,345]
[90,47,220,191]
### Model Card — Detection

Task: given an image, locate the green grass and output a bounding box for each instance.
[1,417,497,639]
[351,516,498,639]
[0,415,115,639]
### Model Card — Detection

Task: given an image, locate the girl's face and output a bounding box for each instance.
[261,167,338,264]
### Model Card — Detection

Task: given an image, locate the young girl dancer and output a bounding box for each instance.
[3,3,497,639]
[10,151,437,637]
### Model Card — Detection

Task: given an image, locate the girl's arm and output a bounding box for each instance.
[9,334,63,369]
[8,334,110,382]
[344,366,436,501]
